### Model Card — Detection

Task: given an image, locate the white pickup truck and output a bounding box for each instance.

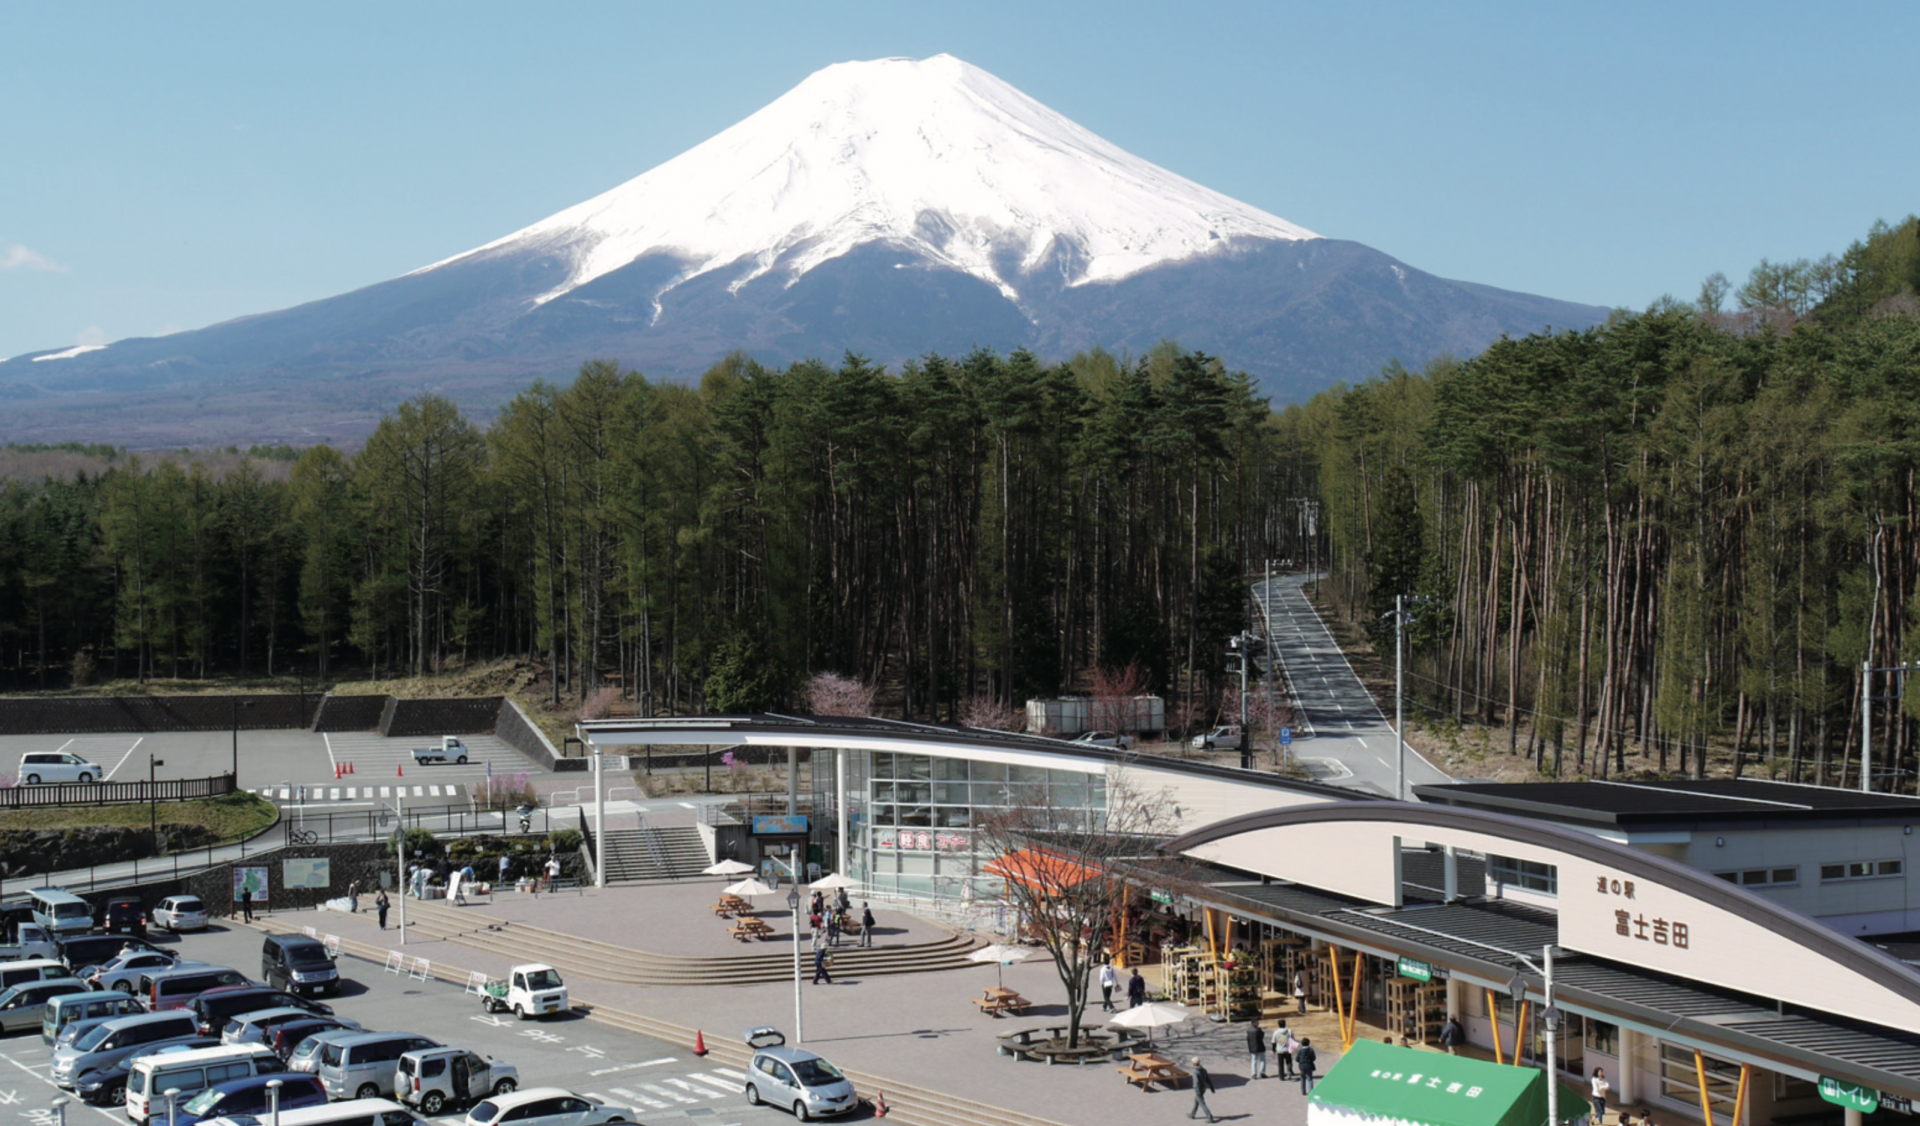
[0,921,59,963]
[410,736,470,765]
[478,963,568,1020]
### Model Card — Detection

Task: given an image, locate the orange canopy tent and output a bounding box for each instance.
[984,848,1102,896]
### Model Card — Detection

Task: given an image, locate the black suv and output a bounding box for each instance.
[103,897,147,938]
[190,985,331,1036]
[261,933,341,996]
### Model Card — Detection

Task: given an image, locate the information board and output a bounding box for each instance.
[284,858,332,889]
[234,867,269,903]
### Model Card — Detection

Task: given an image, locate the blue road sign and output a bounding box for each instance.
[1280,727,1293,745]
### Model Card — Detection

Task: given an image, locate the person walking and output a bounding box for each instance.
[498,853,511,889]
[1296,1037,1318,1093]
[544,853,561,892]
[1589,1068,1611,1126]
[1188,1058,1218,1122]
[1294,970,1308,1014]
[375,889,390,930]
[812,947,833,985]
[1127,968,1146,1008]
[858,903,875,948]
[1276,1022,1298,1080]
[1099,962,1120,1012]
[348,881,360,913]
[1247,1020,1268,1079]
[826,912,842,947]
[1440,1014,1464,1054]
[239,885,254,923]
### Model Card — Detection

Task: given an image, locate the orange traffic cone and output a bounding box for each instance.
[397,764,404,778]
[874,1091,889,1118]
[334,763,342,780]
[694,1029,708,1057]
[348,761,355,774]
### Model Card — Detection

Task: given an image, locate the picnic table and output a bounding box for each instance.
[1116,1051,1190,1092]
[712,895,752,917]
[972,986,1032,1017]
[728,918,775,941]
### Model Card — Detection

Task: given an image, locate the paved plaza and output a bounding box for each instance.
[282,875,1417,1126]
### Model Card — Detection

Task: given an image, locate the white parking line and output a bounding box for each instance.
[103,736,143,781]
[0,1050,122,1122]
[323,732,337,773]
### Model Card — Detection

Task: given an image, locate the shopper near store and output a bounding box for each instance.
[1188,1058,1218,1122]
[1276,1022,1298,1080]
[1296,1037,1318,1093]
[1099,962,1119,1011]
[1127,967,1146,1008]
[1246,1020,1267,1079]
[1440,1014,1464,1054]
[1589,1067,1611,1126]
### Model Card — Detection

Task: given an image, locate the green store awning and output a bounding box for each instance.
[1308,1041,1580,1126]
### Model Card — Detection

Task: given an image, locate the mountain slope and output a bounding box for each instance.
[1,54,1608,445]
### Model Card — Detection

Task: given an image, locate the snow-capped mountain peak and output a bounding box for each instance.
[422,53,1319,309]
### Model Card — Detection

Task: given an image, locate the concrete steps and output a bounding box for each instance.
[600,825,709,882]
[397,898,985,985]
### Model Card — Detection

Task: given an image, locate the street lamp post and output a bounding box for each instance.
[1508,946,1560,1126]
[379,793,408,944]
[782,855,804,1042]
[148,753,167,854]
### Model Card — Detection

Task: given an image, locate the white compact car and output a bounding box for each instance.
[151,896,211,933]
[18,752,104,784]
[465,1087,635,1126]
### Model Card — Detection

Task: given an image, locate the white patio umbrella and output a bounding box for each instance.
[723,877,780,902]
[704,859,755,879]
[1107,1000,1192,1047]
[967,942,1034,988]
[810,871,860,890]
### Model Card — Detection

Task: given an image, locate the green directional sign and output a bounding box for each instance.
[1396,956,1433,982]
[1818,1077,1879,1114]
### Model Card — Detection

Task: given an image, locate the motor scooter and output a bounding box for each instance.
[515,804,534,833]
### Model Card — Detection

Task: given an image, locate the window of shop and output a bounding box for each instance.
[1714,867,1798,888]
[1488,854,1558,896]
[1820,859,1903,883]
[1659,1043,1741,1114]
[1583,1018,1619,1057]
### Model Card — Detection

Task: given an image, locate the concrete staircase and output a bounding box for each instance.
[600,825,709,881]
[396,898,985,985]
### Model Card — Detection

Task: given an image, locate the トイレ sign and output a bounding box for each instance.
[1818,1077,1879,1114]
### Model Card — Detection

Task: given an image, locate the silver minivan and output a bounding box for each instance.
[51,1009,199,1089]
[0,978,89,1035]
[317,1031,439,1101]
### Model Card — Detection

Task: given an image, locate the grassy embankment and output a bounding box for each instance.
[0,790,278,841]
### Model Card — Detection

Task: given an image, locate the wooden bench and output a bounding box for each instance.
[729,920,774,941]
[972,995,1031,1017]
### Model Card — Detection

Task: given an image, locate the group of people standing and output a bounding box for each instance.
[808,888,875,950]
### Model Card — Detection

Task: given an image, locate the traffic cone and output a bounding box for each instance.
[397,764,404,778]
[334,763,342,780]
[348,761,355,774]
[693,1029,708,1057]
[874,1091,889,1118]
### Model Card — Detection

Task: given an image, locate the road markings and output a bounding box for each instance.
[104,736,143,782]
[323,732,337,773]
[603,1087,670,1108]
[519,1028,565,1043]
[688,1072,742,1094]
[588,1056,675,1076]
[472,1014,513,1027]
[568,1044,608,1059]
[663,1077,726,1099]
[638,1082,697,1104]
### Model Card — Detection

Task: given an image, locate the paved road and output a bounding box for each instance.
[0,922,797,1126]
[1254,573,1450,800]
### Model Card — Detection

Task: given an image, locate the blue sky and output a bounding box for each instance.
[3,1,1914,361]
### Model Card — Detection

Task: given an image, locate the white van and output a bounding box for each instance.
[203,1096,429,1126]
[28,888,94,935]
[126,1043,278,1122]
[0,957,66,991]
[17,751,103,784]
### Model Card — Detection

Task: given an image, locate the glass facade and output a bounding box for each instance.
[832,748,1106,896]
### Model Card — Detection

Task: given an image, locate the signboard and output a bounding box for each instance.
[1280,726,1293,746]
[752,814,808,836]
[284,858,332,889]
[234,867,269,903]
[1818,1077,1879,1114]
[1396,956,1434,982]
[1878,1093,1912,1115]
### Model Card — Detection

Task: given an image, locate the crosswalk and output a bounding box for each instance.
[590,1066,746,1109]
[252,783,468,803]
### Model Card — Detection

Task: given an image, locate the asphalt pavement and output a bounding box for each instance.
[1255,573,1451,799]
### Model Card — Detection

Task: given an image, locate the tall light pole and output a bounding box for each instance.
[1396,594,1407,802]
[148,753,166,854]
[1508,946,1560,1126]
[782,854,804,1042]
[380,793,408,944]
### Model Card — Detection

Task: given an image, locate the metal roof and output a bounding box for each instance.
[1414,777,1920,828]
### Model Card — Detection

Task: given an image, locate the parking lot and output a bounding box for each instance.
[0,731,546,807]
[0,922,802,1126]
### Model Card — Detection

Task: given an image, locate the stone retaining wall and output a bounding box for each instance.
[0,694,317,735]
[312,695,387,732]
[386,697,502,738]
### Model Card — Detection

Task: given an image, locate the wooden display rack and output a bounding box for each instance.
[1385,977,1448,1044]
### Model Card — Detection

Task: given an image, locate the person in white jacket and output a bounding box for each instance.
[1589,1067,1611,1126]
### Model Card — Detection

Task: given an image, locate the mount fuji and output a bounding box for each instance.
[3,54,1609,444]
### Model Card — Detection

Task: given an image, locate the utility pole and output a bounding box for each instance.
[1264,560,1280,769]
[1237,635,1252,770]
[1396,593,1407,802]
[1862,660,1872,794]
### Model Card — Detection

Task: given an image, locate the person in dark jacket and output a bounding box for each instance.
[1247,1021,1267,1079]
[1440,1014,1464,1054]
[1275,1021,1297,1079]
[1126,968,1146,1008]
[858,903,875,948]
[375,889,390,930]
[1189,1058,1217,1122]
[812,946,833,985]
[1297,1037,1319,1093]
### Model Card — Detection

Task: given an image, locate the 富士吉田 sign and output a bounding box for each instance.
[752,815,808,835]
[1818,1077,1878,1114]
